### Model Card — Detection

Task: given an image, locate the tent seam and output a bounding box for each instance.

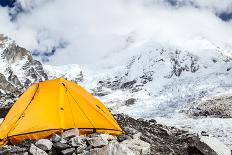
[62,83,96,129]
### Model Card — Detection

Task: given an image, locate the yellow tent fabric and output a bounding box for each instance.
[0,78,124,146]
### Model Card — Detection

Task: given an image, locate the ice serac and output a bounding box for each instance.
[0,34,48,107]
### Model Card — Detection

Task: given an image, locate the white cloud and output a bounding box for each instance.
[0,0,232,65]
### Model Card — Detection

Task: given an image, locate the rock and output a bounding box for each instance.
[88,136,108,148]
[30,144,48,155]
[69,136,86,147]
[84,145,93,151]
[188,94,232,118]
[120,80,136,89]
[35,139,53,151]
[5,145,28,154]
[0,149,9,155]
[201,131,209,136]
[121,137,151,155]
[53,142,70,150]
[60,138,68,144]
[93,140,136,155]
[159,127,172,136]
[96,134,116,141]
[50,134,61,142]
[76,145,86,154]
[195,136,230,155]
[148,119,157,124]
[132,133,142,139]
[117,134,131,142]
[124,127,138,135]
[61,148,75,155]
[62,129,79,139]
[17,139,35,148]
[137,118,144,122]
[125,98,136,106]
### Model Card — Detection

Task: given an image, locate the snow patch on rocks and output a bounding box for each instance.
[200,136,231,155]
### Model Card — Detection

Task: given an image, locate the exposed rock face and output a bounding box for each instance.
[187,94,232,118]
[0,34,48,107]
[93,47,232,95]
[0,73,17,94]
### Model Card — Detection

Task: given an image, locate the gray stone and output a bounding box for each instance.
[91,140,135,155]
[8,145,27,154]
[61,148,75,155]
[98,134,116,141]
[87,136,108,148]
[62,129,80,139]
[201,131,209,136]
[70,136,85,147]
[50,134,61,142]
[84,145,93,151]
[121,133,151,155]
[76,145,86,154]
[117,134,131,142]
[29,144,48,155]
[125,98,136,106]
[60,138,68,144]
[148,119,157,124]
[124,127,138,135]
[53,142,70,150]
[0,150,9,155]
[35,139,53,151]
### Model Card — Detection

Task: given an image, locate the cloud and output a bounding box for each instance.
[0,0,232,65]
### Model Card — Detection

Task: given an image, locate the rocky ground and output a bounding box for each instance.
[0,114,221,155]
[187,94,232,118]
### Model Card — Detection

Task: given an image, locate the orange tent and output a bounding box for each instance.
[0,78,123,146]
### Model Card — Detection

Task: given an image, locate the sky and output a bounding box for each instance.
[0,0,232,65]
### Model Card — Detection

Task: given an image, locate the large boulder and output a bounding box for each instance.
[50,134,62,143]
[62,129,80,139]
[121,133,150,155]
[69,136,86,147]
[198,136,231,155]
[60,148,75,155]
[35,139,53,151]
[99,134,116,141]
[117,134,131,142]
[87,136,108,148]
[76,145,86,154]
[53,142,70,150]
[90,140,136,155]
[29,144,48,155]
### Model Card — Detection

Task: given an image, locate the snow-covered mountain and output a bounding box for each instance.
[1,34,232,148]
[44,38,232,147]
[0,34,47,106]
